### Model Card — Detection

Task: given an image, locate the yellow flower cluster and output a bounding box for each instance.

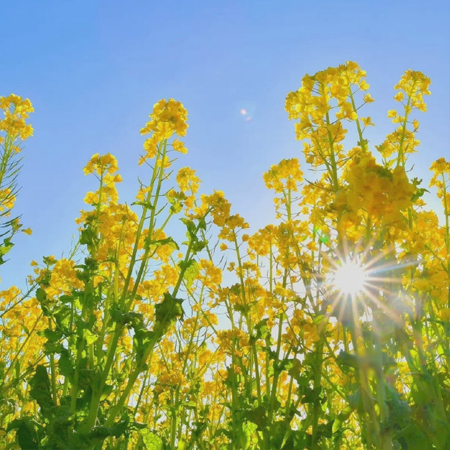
[286,61,368,129]
[247,224,276,258]
[45,258,84,298]
[176,166,200,194]
[141,99,188,138]
[430,157,450,213]
[201,190,231,226]
[83,153,119,176]
[285,61,369,173]
[198,259,222,290]
[394,69,431,112]
[139,99,188,165]
[0,94,34,143]
[376,70,430,165]
[336,152,415,228]
[263,158,303,193]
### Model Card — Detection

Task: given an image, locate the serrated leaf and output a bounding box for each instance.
[16,421,38,450]
[155,292,184,327]
[36,288,46,302]
[59,349,75,380]
[83,328,98,345]
[179,259,199,288]
[140,429,163,450]
[39,328,63,342]
[29,365,55,417]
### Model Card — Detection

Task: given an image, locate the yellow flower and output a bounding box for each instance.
[360,117,374,127]
[387,109,398,118]
[263,158,303,193]
[83,153,119,176]
[172,138,188,154]
[0,94,34,141]
[176,167,201,194]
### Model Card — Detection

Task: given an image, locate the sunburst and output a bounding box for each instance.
[328,259,368,297]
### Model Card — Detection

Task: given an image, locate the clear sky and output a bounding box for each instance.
[1,0,449,289]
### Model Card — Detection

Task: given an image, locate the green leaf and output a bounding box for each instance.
[80,225,99,248]
[239,422,257,449]
[133,326,156,368]
[16,420,39,450]
[39,328,63,342]
[332,405,353,434]
[180,218,197,241]
[29,365,55,417]
[411,187,429,202]
[131,200,154,210]
[347,389,364,413]
[44,341,64,355]
[192,240,207,254]
[179,259,199,288]
[244,405,267,431]
[155,292,184,328]
[144,236,179,251]
[170,202,183,214]
[83,328,98,345]
[0,239,13,258]
[336,351,359,369]
[254,319,271,341]
[110,306,143,327]
[313,314,326,325]
[302,387,321,404]
[59,295,73,303]
[58,349,75,381]
[287,358,301,378]
[54,306,72,333]
[140,429,163,450]
[36,288,46,302]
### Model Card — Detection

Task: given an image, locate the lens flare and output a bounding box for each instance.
[329,260,367,296]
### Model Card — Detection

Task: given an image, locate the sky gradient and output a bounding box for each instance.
[1,0,449,288]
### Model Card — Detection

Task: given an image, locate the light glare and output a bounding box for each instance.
[331,261,367,296]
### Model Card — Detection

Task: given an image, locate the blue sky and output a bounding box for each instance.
[1,0,449,288]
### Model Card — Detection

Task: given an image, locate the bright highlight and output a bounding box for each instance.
[330,260,367,296]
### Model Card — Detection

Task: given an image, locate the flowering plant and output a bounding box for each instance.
[1,63,449,450]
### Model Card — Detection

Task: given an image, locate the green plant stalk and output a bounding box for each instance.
[396,85,415,168]
[349,89,368,153]
[124,146,171,313]
[373,312,392,450]
[311,334,325,448]
[48,317,57,403]
[233,232,263,404]
[324,111,339,191]
[103,222,201,433]
[113,140,167,315]
[70,278,94,413]
[349,322,379,449]
[267,308,285,425]
[223,294,239,450]
[85,143,167,429]
[169,301,202,449]
[70,170,104,414]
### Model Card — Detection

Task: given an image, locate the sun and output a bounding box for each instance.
[329,260,368,296]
